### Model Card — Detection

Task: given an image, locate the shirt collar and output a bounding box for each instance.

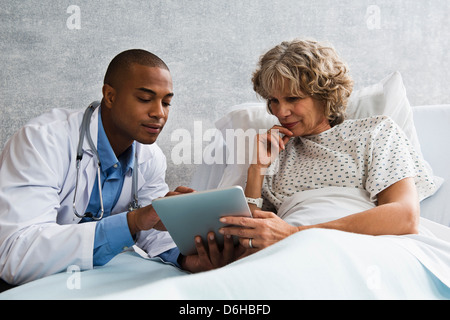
[97,108,135,174]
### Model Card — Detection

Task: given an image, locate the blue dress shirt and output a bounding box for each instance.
[80,109,180,267]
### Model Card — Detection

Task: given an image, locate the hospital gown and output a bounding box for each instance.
[261,115,437,212]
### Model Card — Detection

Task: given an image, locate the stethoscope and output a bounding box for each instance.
[72,101,141,221]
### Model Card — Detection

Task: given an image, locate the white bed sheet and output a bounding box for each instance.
[2,186,450,300]
[1,228,449,300]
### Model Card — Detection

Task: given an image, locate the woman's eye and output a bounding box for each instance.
[269,98,279,105]
[286,97,301,103]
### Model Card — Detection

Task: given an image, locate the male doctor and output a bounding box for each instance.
[0,49,196,285]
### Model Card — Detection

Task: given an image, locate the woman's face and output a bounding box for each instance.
[268,85,331,137]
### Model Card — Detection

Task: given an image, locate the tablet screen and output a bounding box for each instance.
[152,186,252,255]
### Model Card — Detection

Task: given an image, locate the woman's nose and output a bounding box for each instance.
[276,101,292,118]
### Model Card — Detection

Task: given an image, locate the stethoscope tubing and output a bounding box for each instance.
[72,101,139,221]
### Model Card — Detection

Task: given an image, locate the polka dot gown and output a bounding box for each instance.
[261,115,437,212]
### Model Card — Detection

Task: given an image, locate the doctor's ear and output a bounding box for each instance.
[102,84,116,109]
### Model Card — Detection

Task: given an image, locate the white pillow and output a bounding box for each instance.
[215,103,277,187]
[346,71,422,157]
[346,72,442,192]
[215,72,442,194]
[215,103,278,136]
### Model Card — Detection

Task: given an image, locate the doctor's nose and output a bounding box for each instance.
[148,101,167,119]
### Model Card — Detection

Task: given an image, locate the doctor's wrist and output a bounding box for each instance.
[127,205,161,235]
[127,210,140,235]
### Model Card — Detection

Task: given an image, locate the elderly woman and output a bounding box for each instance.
[181,39,436,272]
[216,38,436,254]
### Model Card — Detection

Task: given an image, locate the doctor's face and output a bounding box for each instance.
[102,64,173,155]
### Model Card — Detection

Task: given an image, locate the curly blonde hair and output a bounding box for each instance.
[252,39,353,127]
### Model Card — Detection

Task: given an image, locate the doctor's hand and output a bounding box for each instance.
[127,186,195,235]
[180,232,235,273]
[165,186,195,197]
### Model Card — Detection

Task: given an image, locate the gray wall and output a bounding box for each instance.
[1,0,449,190]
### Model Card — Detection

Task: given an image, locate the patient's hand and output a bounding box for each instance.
[219,209,298,249]
[179,232,235,273]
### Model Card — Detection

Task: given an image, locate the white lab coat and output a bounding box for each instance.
[0,107,176,285]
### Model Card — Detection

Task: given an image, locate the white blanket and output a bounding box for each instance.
[2,186,449,300]
[277,186,450,288]
[2,227,448,300]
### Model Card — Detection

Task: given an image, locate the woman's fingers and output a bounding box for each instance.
[252,209,277,218]
[267,125,293,150]
[220,210,275,227]
[219,212,266,239]
[220,225,255,239]
[256,126,293,166]
[219,210,297,250]
[220,215,258,230]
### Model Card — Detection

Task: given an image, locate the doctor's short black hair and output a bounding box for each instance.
[103,49,169,87]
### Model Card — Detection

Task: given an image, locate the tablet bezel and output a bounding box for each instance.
[152,186,252,256]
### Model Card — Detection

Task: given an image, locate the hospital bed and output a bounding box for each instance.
[1,72,450,300]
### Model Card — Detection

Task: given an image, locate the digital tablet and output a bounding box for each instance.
[152,186,252,256]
